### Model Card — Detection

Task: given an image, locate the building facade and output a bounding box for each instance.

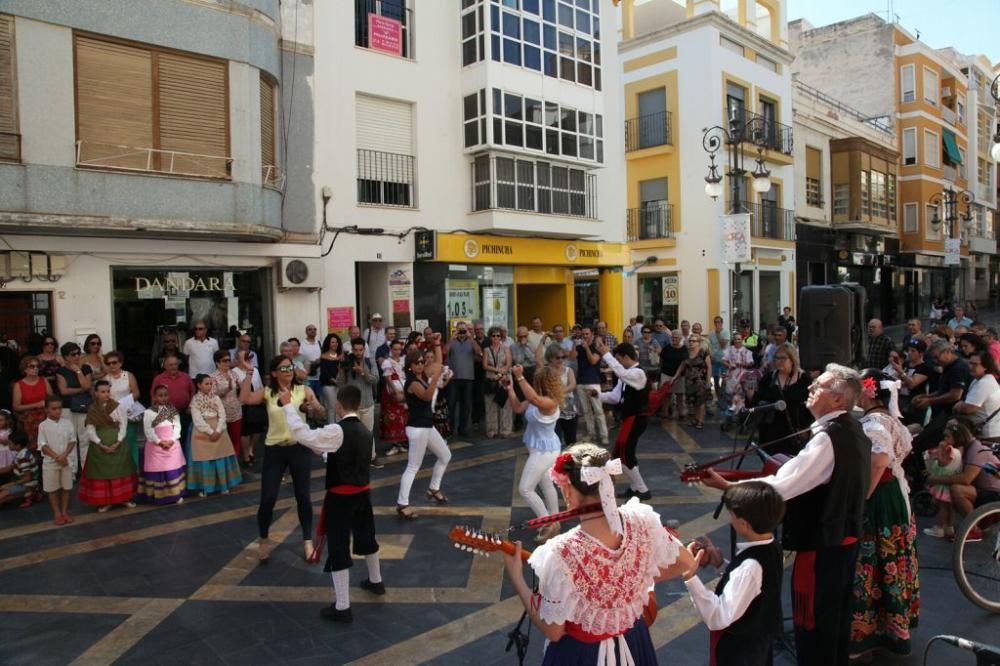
[791,14,998,320]
[0,0,318,395]
[315,0,628,338]
[618,0,796,332]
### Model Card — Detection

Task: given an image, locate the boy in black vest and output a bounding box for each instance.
[684,482,785,666]
[281,384,383,624]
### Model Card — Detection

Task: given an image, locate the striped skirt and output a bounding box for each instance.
[136,467,187,505]
[187,455,242,493]
[78,472,137,506]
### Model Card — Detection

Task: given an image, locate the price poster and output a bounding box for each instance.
[662,275,679,306]
[445,279,479,321]
[482,286,509,330]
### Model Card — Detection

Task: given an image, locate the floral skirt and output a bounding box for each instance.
[685,379,710,407]
[187,456,242,493]
[136,467,186,505]
[850,480,920,656]
[380,388,408,443]
[78,472,137,506]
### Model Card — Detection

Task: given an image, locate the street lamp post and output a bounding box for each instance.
[702,111,773,330]
[929,186,973,304]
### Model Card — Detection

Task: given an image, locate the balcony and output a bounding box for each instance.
[944,164,957,183]
[624,111,672,152]
[75,140,232,179]
[357,148,416,208]
[355,0,414,59]
[942,105,957,126]
[729,108,793,155]
[0,131,20,162]
[742,200,795,241]
[626,202,673,241]
[978,182,995,203]
[472,154,597,219]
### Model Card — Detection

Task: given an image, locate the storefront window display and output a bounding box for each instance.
[638,274,678,328]
[413,263,514,336]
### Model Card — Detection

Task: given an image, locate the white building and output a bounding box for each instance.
[314,0,629,336]
[618,0,796,332]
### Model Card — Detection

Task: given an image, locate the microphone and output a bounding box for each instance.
[746,400,787,415]
[936,635,1000,660]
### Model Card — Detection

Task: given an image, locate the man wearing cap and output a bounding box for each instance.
[363,314,386,366]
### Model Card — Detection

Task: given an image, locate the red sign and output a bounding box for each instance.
[368,13,403,56]
[392,299,409,313]
[327,306,354,330]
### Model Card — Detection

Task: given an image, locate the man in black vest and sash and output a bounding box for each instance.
[594,338,652,500]
[281,384,384,623]
[705,363,870,666]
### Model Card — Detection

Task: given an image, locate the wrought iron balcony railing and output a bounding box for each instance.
[624,110,672,152]
[727,108,794,155]
[740,200,795,240]
[626,202,673,241]
[357,148,416,207]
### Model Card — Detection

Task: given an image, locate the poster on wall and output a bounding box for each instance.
[446,279,479,321]
[482,286,509,330]
[720,214,752,264]
[944,238,961,266]
[388,266,412,328]
[662,275,679,306]
[327,306,355,332]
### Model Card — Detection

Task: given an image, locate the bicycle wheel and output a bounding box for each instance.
[952,502,1000,613]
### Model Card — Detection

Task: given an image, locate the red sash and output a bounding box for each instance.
[307,485,371,564]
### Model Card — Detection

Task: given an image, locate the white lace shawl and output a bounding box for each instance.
[527,498,680,636]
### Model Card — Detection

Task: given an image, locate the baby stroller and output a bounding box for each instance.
[721,367,762,433]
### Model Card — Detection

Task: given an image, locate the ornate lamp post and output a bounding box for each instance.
[702,111,773,329]
[929,186,973,303]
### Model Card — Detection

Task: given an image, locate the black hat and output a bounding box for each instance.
[905,338,927,353]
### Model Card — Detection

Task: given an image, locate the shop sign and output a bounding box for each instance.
[327,306,354,331]
[446,278,479,320]
[414,230,436,261]
[134,274,236,297]
[432,233,628,267]
[388,266,412,328]
[945,239,961,266]
[662,275,679,306]
[483,286,509,330]
[721,214,751,264]
[368,14,403,56]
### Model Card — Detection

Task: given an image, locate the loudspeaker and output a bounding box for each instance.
[798,284,867,371]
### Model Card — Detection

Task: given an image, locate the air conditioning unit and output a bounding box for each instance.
[8,252,30,278]
[941,86,953,98]
[277,257,325,290]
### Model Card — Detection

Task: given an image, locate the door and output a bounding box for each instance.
[732,270,755,329]
[637,88,666,148]
[759,96,777,149]
[0,292,53,354]
[638,177,668,239]
[758,271,781,330]
[726,82,746,135]
[759,187,779,239]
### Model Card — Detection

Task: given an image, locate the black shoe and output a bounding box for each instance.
[370,459,385,470]
[320,605,353,623]
[360,578,386,595]
[616,488,636,499]
[633,490,652,501]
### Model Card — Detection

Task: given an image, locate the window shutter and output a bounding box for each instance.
[75,36,153,169]
[356,94,412,155]
[157,52,228,177]
[259,75,276,182]
[0,15,17,160]
[806,147,821,180]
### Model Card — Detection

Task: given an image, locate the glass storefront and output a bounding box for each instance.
[413,263,515,335]
[575,278,600,328]
[637,274,678,328]
[111,267,271,399]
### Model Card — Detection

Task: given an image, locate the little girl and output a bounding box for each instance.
[922,433,964,538]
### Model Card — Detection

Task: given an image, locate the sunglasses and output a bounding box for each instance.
[412,360,425,365]
[90,341,102,346]
[277,365,295,372]
[194,326,206,331]
[68,351,81,356]
[25,364,39,369]
[44,341,56,346]
[491,334,501,338]
[106,360,121,365]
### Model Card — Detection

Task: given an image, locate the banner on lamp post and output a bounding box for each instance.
[944,238,961,266]
[721,214,751,265]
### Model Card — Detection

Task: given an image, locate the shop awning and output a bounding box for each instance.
[943,129,963,164]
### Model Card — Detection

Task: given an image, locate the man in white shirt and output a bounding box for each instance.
[525,316,546,353]
[952,351,1000,439]
[300,324,322,392]
[947,305,973,330]
[363,314,386,365]
[183,320,219,376]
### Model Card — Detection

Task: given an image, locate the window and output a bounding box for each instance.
[756,55,777,72]
[923,129,939,168]
[489,0,602,90]
[488,87,602,163]
[259,76,279,188]
[923,67,938,106]
[355,0,412,59]
[902,127,916,165]
[0,14,17,161]
[472,154,595,218]
[833,183,849,216]
[74,35,229,178]
[356,94,415,207]
[925,204,942,240]
[887,174,896,222]
[859,170,870,216]
[805,147,822,207]
[979,158,990,186]
[462,2,486,65]
[903,202,918,233]
[720,35,743,56]
[900,64,915,102]
[634,88,667,149]
[870,170,886,219]
[463,89,487,148]
[726,82,746,125]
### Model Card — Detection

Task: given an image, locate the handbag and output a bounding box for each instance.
[973,403,1000,438]
[492,380,508,407]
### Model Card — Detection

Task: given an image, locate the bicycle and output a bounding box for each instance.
[951,441,1000,614]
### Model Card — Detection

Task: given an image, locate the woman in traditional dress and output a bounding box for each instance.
[506,364,562,542]
[104,351,143,469]
[188,374,242,496]
[12,356,51,449]
[851,369,920,659]
[318,333,343,425]
[380,339,408,455]
[210,350,242,458]
[78,380,136,512]
[503,443,694,664]
[137,384,186,504]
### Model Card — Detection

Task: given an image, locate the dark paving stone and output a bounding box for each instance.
[0,611,127,665]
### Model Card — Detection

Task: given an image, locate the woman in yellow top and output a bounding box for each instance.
[240,355,325,562]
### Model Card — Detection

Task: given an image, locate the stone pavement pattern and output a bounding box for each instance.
[0,416,996,665]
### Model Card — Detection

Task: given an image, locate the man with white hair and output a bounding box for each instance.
[705,364,871,666]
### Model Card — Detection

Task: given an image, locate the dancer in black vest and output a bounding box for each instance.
[281,384,383,624]
[705,363,870,666]
[684,481,785,666]
[593,338,651,500]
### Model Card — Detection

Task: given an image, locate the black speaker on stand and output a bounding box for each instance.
[798,284,868,372]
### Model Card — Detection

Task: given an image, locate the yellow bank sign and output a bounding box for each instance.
[429,233,627,267]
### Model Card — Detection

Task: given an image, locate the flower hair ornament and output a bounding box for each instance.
[580,458,625,535]
[549,452,574,486]
[861,376,878,400]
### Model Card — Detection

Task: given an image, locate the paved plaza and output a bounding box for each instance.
[1,416,997,665]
